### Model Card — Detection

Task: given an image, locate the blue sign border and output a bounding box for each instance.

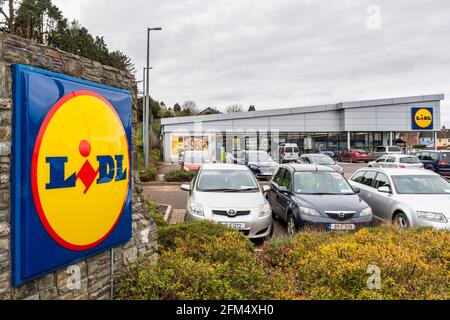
[411,107,434,130]
[11,64,133,286]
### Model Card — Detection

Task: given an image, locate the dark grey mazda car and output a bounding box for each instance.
[267,164,373,235]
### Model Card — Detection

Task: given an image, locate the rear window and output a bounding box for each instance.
[293,147,299,153]
[388,147,402,152]
[400,156,421,164]
[354,149,367,153]
[285,147,293,153]
[440,152,450,161]
[375,147,385,152]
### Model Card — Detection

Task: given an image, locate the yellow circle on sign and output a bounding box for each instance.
[32,91,130,251]
[414,108,433,129]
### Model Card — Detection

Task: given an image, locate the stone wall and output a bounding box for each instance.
[0,32,158,300]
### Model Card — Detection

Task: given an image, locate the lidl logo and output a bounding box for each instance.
[31,90,130,251]
[412,107,433,130]
[12,65,132,286]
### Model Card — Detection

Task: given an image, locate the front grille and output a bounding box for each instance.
[212,210,251,217]
[325,211,356,221]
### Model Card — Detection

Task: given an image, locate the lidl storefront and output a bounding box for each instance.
[160,94,444,163]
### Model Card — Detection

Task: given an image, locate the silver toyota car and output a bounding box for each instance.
[349,168,450,230]
[368,154,424,169]
[181,163,273,239]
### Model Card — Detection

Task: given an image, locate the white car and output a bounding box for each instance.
[279,143,300,163]
[368,154,424,169]
[181,163,273,239]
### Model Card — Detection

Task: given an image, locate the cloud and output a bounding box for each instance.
[52,0,450,126]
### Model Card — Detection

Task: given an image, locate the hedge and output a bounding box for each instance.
[117,223,450,300]
[164,170,196,182]
[139,167,157,182]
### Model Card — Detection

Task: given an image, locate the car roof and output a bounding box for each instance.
[354,167,438,176]
[200,163,249,171]
[283,163,336,172]
[302,154,329,157]
[382,154,416,158]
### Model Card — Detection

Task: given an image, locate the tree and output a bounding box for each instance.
[181,101,198,116]
[173,103,181,113]
[0,0,14,32]
[248,105,256,112]
[226,104,243,113]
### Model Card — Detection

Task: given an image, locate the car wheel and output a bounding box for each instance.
[425,164,435,172]
[287,214,297,237]
[393,212,410,229]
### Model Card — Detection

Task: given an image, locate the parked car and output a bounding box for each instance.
[368,154,424,169]
[181,163,273,239]
[416,150,450,176]
[371,145,403,160]
[349,168,450,230]
[181,150,212,171]
[267,164,373,236]
[298,154,344,175]
[320,150,338,160]
[279,143,300,163]
[241,150,279,180]
[339,149,373,163]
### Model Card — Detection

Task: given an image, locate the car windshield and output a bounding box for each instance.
[294,171,355,195]
[196,169,259,192]
[399,156,421,164]
[310,155,335,165]
[354,149,367,153]
[392,175,450,194]
[184,151,211,163]
[246,151,272,162]
[388,147,402,152]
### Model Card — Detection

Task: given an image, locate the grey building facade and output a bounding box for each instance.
[160,94,444,163]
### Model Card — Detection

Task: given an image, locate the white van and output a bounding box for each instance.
[279,143,300,163]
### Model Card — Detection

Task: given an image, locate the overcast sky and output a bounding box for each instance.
[53,0,450,127]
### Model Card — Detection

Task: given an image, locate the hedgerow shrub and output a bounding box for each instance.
[144,200,169,229]
[117,224,449,300]
[139,167,157,182]
[116,222,293,300]
[164,170,196,182]
[263,227,450,300]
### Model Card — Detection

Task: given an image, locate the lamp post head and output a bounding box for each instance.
[148,27,162,31]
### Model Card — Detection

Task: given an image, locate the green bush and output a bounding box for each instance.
[117,225,449,300]
[164,170,196,182]
[263,227,450,300]
[150,148,161,165]
[116,221,291,300]
[144,200,169,229]
[139,167,157,182]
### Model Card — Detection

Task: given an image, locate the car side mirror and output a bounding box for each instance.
[278,186,290,194]
[352,187,361,194]
[378,186,391,194]
[180,184,191,192]
[263,185,270,193]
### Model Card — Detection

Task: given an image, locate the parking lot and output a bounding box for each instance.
[143,161,368,237]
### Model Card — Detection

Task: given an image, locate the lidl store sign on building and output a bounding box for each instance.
[11,65,133,286]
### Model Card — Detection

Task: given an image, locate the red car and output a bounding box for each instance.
[181,150,212,171]
[339,149,373,163]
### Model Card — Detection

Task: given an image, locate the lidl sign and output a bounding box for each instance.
[412,107,433,130]
[12,65,132,286]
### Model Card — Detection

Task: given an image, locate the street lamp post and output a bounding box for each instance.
[144,27,162,168]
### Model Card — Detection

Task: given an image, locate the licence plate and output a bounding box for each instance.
[328,224,356,231]
[221,223,246,230]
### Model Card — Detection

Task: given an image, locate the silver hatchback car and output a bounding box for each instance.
[368,154,424,169]
[349,168,450,230]
[181,163,273,239]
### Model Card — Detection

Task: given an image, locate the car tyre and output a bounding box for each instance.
[425,164,435,172]
[393,212,410,229]
[287,213,297,237]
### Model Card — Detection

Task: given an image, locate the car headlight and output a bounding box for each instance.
[417,211,447,223]
[189,202,204,217]
[299,207,321,217]
[258,203,271,217]
[360,207,372,217]
[249,164,260,170]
